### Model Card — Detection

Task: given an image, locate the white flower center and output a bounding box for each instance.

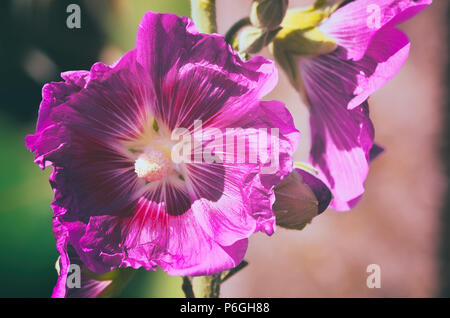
[134,149,169,182]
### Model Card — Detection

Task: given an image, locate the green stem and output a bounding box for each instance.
[182,274,222,298]
[192,275,222,298]
[181,261,248,298]
[190,0,217,34]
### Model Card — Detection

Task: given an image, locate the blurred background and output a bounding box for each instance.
[0,0,447,297]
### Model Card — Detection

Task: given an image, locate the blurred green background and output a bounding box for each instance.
[0,0,192,298]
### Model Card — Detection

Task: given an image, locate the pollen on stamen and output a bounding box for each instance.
[134,149,169,182]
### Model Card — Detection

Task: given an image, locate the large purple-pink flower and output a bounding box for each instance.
[272,0,432,210]
[25,12,299,297]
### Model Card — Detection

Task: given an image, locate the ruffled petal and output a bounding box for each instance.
[299,27,410,209]
[74,198,248,276]
[348,27,410,109]
[52,217,70,298]
[320,101,373,211]
[25,83,79,170]
[189,99,299,238]
[299,27,410,112]
[26,50,158,224]
[320,0,431,60]
[187,163,258,246]
[177,99,298,244]
[52,237,133,298]
[136,11,278,130]
[305,96,374,210]
[238,100,300,234]
[52,217,111,298]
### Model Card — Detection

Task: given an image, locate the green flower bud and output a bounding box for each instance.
[238,26,281,54]
[272,27,336,57]
[269,6,338,90]
[250,0,289,30]
[274,168,331,230]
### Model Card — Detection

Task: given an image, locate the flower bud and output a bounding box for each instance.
[273,7,337,56]
[250,0,289,30]
[269,6,337,89]
[238,26,281,54]
[273,168,332,230]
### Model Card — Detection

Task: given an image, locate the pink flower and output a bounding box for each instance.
[272,0,432,210]
[26,12,299,297]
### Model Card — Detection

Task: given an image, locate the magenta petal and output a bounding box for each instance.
[25,81,79,169]
[348,27,410,109]
[308,97,374,211]
[136,11,277,97]
[51,217,115,298]
[197,100,300,236]
[135,11,278,130]
[27,51,155,224]
[52,218,70,298]
[77,199,248,276]
[241,100,300,234]
[189,164,258,246]
[299,13,414,209]
[55,247,114,298]
[52,235,133,298]
[66,277,112,298]
[320,0,432,60]
[162,237,248,276]
[299,27,410,113]
[60,70,90,88]
[190,100,299,242]
[297,22,413,209]
[68,192,249,276]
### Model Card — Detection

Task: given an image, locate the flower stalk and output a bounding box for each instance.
[182,261,249,298]
[182,274,222,298]
[190,0,217,34]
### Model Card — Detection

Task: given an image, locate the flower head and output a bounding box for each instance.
[26,11,299,297]
[271,0,432,210]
